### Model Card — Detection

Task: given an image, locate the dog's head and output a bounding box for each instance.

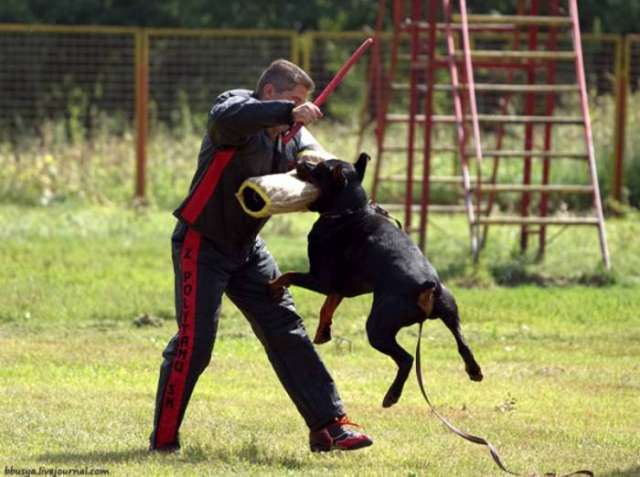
[296,153,370,213]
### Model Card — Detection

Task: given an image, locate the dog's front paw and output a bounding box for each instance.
[313,324,332,345]
[268,275,289,301]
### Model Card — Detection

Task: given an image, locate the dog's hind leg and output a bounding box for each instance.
[366,300,414,408]
[432,286,483,382]
[314,294,343,345]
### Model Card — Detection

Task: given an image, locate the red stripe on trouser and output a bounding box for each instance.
[155,228,201,447]
[180,148,236,224]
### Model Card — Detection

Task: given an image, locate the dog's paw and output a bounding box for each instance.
[267,279,287,301]
[466,365,484,382]
[382,391,399,408]
[312,325,332,345]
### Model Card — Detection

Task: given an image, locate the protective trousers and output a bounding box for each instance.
[150,224,344,448]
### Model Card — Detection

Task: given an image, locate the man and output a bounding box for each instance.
[149,59,373,453]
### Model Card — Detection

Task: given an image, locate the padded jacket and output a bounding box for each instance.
[173,88,322,257]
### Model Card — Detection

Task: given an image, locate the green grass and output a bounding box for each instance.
[1,205,640,477]
[3,91,640,209]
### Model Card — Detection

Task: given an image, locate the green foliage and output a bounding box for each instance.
[1,0,636,34]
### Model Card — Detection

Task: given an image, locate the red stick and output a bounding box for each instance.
[282,37,374,144]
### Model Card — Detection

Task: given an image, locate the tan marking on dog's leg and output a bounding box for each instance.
[314,294,342,344]
[417,288,435,317]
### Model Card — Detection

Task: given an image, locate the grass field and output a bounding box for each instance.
[1,204,639,477]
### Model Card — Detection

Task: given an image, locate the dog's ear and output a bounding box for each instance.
[296,161,316,183]
[354,153,370,183]
[332,164,347,188]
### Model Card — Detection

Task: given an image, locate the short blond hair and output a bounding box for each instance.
[256,59,315,97]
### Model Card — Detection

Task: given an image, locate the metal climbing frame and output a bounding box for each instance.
[369,0,611,268]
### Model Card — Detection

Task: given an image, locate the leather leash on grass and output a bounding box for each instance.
[415,321,593,477]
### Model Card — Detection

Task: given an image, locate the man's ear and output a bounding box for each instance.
[332,164,347,188]
[261,83,275,100]
[354,153,370,183]
[296,161,316,183]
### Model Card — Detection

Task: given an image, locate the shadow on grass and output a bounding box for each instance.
[36,439,308,470]
[36,448,158,464]
[488,259,617,288]
[207,437,308,470]
[600,467,640,477]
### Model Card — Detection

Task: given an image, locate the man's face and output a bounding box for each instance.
[262,83,309,107]
[262,83,310,137]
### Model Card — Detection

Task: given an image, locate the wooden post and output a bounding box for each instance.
[613,36,628,202]
[135,29,149,201]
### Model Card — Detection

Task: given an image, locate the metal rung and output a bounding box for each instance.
[444,83,579,93]
[472,184,594,193]
[399,57,551,71]
[455,50,576,61]
[399,54,443,61]
[392,83,579,94]
[385,175,476,184]
[429,204,477,213]
[382,145,458,153]
[381,203,480,214]
[404,21,518,32]
[386,114,584,125]
[475,216,599,226]
[473,150,588,159]
[453,14,573,27]
[474,83,579,93]
[474,115,583,124]
[385,114,460,123]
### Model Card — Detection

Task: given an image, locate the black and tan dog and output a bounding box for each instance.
[269,153,483,408]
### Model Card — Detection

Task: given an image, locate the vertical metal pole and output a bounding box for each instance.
[290,32,300,65]
[613,36,628,202]
[443,0,478,259]
[372,0,402,202]
[302,33,312,73]
[520,0,539,253]
[458,0,483,260]
[135,29,149,201]
[538,0,559,259]
[419,0,439,250]
[405,0,422,231]
[356,0,387,158]
[569,0,611,269]
[458,0,483,169]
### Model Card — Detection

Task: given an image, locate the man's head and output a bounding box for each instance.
[256,59,315,106]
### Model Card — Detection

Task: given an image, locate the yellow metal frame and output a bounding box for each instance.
[0,23,138,34]
[135,29,149,199]
[146,27,299,64]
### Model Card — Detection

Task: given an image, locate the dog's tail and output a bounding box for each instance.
[420,279,442,295]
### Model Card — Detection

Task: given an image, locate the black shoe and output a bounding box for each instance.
[309,416,373,452]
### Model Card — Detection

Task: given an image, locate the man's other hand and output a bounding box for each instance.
[292,102,323,126]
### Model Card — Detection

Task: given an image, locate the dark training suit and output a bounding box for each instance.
[150,89,345,449]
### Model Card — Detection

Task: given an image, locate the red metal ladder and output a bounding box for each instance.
[371,0,474,251]
[370,0,611,268]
